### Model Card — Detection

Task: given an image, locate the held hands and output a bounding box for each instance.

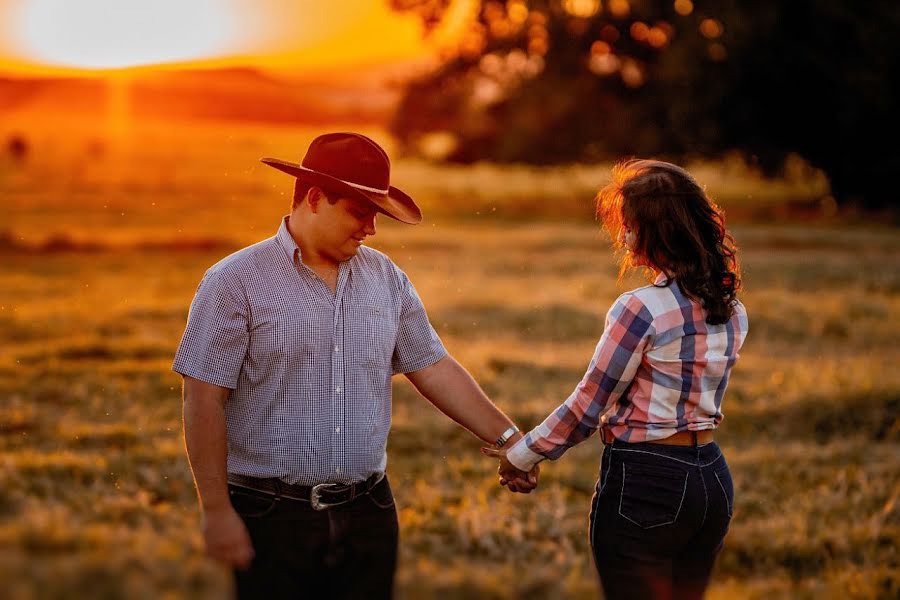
[481,445,540,494]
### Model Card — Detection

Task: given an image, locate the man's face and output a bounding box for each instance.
[315,195,379,262]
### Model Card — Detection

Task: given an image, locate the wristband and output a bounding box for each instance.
[495,425,520,448]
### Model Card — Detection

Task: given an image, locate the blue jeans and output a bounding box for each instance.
[589,441,734,600]
[229,475,399,600]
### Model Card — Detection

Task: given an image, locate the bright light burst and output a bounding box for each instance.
[14,0,239,70]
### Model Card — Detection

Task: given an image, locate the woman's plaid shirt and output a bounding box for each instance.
[508,274,748,471]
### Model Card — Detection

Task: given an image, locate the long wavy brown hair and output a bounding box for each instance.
[596,159,741,325]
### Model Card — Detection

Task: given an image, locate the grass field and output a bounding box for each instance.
[1,121,898,599]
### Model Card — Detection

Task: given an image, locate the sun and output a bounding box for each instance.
[14,0,240,70]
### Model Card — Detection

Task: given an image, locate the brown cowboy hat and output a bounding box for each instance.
[260,132,422,225]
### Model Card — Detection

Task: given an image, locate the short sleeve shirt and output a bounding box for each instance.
[173,217,447,485]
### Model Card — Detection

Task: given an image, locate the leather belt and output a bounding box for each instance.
[647,429,714,446]
[227,472,385,511]
[601,428,714,446]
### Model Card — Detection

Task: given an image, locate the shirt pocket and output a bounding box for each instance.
[358,304,398,369]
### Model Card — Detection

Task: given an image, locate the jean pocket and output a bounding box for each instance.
[229,486,280,519]
[714,469,734,518]
[366,478,395,510]
[618,462,689,529]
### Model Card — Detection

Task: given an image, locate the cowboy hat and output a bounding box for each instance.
[260,132,422,225]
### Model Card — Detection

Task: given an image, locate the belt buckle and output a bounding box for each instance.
[310,482,344,511]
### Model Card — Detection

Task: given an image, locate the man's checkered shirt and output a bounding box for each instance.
[173,217,447,485]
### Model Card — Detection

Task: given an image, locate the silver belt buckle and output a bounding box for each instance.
[310,482,343,511]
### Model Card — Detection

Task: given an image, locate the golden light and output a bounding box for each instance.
[674,0,694,17]
[528,36,549,56]
[589,53,620,76]
[620,58,644,87]
[708,42,727,61]
[647,27,669,48]
[591,41,612,55]
[609,0,631,19]
[479,52,504,76]
[630,22,650,42]
[490,19,512,37]
[507,0,529,25]
[563,0,601,19]
[700,18,724,39]
[13,0,239,70]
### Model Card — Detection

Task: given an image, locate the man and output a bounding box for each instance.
[173,132,537,599]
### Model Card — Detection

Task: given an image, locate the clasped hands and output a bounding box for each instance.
[481,443,539,494]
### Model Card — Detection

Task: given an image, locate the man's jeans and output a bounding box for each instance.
[229,475,398,600]
[589,440,734,600]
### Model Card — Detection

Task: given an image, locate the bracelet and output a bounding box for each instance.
[495,425,520,448]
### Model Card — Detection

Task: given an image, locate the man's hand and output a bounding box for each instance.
[481,446,540,493]
[202,505,255,570]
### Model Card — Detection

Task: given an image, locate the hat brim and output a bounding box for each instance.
[260,158,422,225]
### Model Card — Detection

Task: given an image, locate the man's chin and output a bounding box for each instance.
[338,247,362,261]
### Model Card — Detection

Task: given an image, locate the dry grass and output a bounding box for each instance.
[0,121,897,599]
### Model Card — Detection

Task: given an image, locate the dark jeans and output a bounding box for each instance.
[228,475,399,600]
[589,441,734,600]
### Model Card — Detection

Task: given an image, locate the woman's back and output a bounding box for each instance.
[602,274,749,442]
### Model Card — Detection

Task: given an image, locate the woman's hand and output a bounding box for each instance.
[481,446,539,493]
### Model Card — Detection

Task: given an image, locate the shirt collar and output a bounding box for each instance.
[276,215,301,262]
[654,272,670,285]
[274,215,359,273]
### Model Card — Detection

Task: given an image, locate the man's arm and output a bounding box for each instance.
[405,355,538,492]
[182,375,254,569]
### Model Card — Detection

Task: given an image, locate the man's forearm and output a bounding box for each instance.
[182,377,232,512]
[406,355,517,444]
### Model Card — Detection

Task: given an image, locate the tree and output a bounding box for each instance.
[389,0,900,208]
[715,1,900,208]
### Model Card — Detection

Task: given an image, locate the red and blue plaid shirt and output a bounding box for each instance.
[507,273,748,471]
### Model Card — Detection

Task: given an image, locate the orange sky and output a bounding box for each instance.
[0,0,453,75]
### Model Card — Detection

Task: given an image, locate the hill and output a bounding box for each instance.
[0,64,408,127]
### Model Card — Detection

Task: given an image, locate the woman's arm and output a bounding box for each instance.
[506,293,655,471]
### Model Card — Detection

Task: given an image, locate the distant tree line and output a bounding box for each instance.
[388,0,899,208]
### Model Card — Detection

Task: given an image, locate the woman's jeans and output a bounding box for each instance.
[589,440,734,600]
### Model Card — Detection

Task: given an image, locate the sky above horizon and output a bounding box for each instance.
[0,0,447,74]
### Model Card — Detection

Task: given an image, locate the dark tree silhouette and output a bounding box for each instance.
[388,0,899,208]
[715,1,900,208]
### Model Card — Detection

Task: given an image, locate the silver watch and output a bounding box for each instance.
[495,425,520,448]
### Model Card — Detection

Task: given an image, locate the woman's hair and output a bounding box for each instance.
[596,159,741,325]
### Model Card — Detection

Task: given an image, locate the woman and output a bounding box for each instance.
[485,159,748,599]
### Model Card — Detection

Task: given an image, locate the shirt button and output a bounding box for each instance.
[335,386,342,394]
[335,427,341,433]
[334,346,340,353]
[335,467,342,474]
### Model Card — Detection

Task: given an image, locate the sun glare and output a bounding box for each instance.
[14,0,239,70]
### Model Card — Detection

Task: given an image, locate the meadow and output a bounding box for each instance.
[0,120,897,599]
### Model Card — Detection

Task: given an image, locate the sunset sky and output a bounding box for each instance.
[0,0,448,74]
